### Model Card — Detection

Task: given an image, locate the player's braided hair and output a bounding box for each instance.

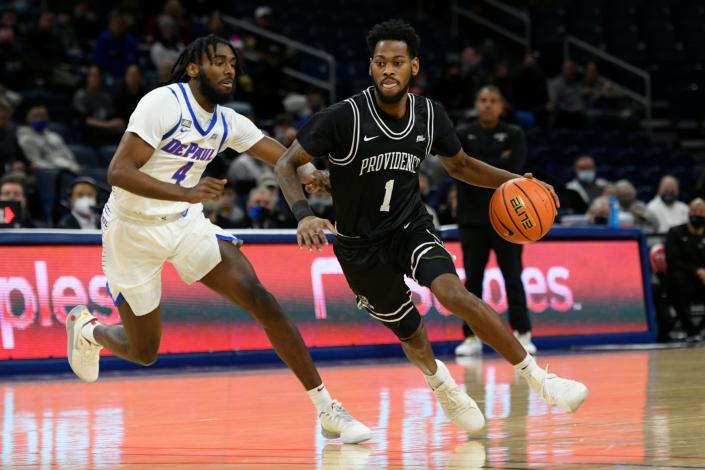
[366,19,421,58]
[167,34,242,84]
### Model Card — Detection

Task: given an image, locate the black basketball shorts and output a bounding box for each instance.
[334,219,457,324]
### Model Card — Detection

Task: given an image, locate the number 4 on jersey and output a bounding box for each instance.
[172,162,194,186]
[380,179,394,212]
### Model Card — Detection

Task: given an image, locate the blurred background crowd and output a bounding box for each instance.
[0,0,702,234]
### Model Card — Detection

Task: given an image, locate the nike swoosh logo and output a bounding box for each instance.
[403,222,410,229]
[363,135,379,142]
[316,385,325,392]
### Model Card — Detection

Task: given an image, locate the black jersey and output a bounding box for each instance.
[297,86,461,245]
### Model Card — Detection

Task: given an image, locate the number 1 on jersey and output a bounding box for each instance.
[172,162,194,186]
[380,179,394,212]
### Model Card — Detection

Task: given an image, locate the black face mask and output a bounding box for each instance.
[661,191,677,205]
[690,215,705,229]
[593,215,608,225]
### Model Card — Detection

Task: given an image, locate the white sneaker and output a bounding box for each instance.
[454,336,482,356]
[514,331,537,355]
[427,361,485,433]
[445,441,486,469]
[66,305,102,382]
[319,400,371,444]
[525,366,588,412]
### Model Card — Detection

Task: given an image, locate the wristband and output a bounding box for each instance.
[292,200,314,221]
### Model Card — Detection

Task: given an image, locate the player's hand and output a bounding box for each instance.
[305,170,331,194]
[297,216,337,252]
[523,172,560,209]
[183,177,227,203]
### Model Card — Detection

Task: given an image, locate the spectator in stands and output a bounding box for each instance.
[245,185,290,229]
[56,10,81,58]
[150,16,184,69]
[0,97,21,172]
[615,179,659,232]
[579,62,623,111]
[245,6,278,56]
[548,60,585,128]
[93,10,140,82]
[0,173,34,227]
[512,52,549,123]
[156,57,175,87]
[664,198,705,341]
[24,10,69,89]
[460,46,489,98]
[437,184,458,226]
[419,173,440,229]
[73,2,100,53]
[430,61,468,114]
[1,8,18,34]
[227,151,273,186]
[250,42,287,119]
[272,113,297,146]
[0,26,26,91]
[144,0,191,45]
[562,155,609,215]
[257,173,296,227]
[17,104,79,172]
[57,176,99,229]
[73,65,125,147]
[587,196,609,225]
[216,181,247,228]
[647,175,690,233]
[113,64,146,122]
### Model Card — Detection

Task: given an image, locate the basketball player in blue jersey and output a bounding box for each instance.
[276,20,588,433]
[65,35,370,444]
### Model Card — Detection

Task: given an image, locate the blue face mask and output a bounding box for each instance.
[31,120,48,132]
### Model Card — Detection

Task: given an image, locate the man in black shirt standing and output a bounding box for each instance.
[454,85,535,357]
[664,198,705,340]
[275,19,588,434]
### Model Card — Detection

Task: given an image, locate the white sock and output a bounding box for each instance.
[307,383,333,413]
[81,319,100,346]
[514,353,540,379]
[425,359,451,389]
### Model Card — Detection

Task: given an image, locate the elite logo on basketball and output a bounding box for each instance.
[510,196,534,229]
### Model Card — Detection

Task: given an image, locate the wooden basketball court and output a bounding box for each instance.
[2,347,704,469]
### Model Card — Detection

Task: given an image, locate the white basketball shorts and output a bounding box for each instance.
[101,204,241,316]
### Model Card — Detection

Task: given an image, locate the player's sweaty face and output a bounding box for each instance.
[370,40,418,103]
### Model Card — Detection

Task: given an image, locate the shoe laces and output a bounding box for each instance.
[321,400,354,426]
[436,382,467,415]
[537,365,559,403]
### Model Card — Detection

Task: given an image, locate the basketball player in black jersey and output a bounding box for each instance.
[275,20,588,433]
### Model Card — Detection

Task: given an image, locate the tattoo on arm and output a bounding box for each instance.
[274,139,315,210]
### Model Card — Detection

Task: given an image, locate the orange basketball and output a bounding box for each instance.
[489,177,556,244]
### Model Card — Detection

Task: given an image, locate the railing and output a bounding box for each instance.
[563,35,652,128]
[222,15,336,104]
[450,0,531,52]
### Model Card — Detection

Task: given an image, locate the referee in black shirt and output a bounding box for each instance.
[454,85,535,356]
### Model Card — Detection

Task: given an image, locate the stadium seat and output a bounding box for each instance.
[68,144,101,168]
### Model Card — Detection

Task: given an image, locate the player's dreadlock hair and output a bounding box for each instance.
[366,19,421,58]
[167,34,242,84]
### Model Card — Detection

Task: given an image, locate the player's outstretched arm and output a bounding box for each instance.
[439,149,560,208]
[108,132,225,203]
[247,136,323,187]
[275,139,336,251]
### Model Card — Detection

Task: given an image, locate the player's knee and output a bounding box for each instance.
[132,344,159,366]
[378,309,422,341]
[249,284,285,324]
[436,280,477,313]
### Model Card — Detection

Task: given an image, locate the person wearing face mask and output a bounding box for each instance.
[17,104,79,172]
[664,198,705,341]
[58,177,100,229]
[562,155,609,215]
[647,175,690,234]
[615,179,659,233]
[0,173,35,227]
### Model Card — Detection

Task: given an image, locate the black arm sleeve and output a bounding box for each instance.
[296,101,353,160]
[430,100,462,157]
